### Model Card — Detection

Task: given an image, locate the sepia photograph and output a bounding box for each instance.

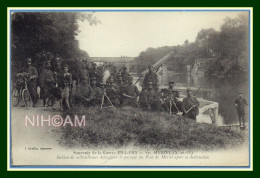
[7,8,253,170]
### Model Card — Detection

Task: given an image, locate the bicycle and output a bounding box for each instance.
[12,72,33,109]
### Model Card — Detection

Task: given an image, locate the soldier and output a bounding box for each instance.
[88,76,102,106]
[121,76,139,107]
[105,77,121,106]
[234,92,248,127]
[182,88,200,120]
[89,62,102,83]
[39,60,55,108]
[161,81,183,114]
[120,66,131,84]
[81,58,90,84]
[23,58,38,107]
[59,65,73,110]
[139,82,161,111]
[73,75,93,107]
[143,65,158,90]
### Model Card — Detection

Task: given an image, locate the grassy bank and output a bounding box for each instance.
[60,106,246,150]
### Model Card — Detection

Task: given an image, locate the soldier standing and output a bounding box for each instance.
[60,65,73,110]
[89,62,102,83]
[121,66,131,84]
[121,76,139,107]
[142,65,158,90]
[182,88,200,120]
[39,60,55,108]
[23,58,38,107]
[234,92,248,127]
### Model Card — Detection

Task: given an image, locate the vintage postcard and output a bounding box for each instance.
[7,7,253,171]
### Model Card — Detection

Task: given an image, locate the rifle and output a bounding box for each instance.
[194,87,201,96]
[129,66,134,73]
[134,74,143,85]
[115,66,124,76]
[154,64,162,73]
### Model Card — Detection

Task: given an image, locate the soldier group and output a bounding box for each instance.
[14,57,204,120]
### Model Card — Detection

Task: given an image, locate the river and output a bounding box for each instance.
[164,71,249,125]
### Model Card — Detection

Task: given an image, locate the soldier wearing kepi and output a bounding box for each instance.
[121,76,139,107]
[143,65,158,90]
[23,58,38,107]
[182,88,200,120]
[234,92,248,127]
[39,60,55,108]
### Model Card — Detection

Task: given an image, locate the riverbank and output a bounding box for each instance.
[61,106,246,150]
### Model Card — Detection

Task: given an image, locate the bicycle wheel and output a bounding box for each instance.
[47,98,54,106]
[22,89,32,108]
[12,88,20,106]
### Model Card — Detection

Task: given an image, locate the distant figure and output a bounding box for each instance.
[143,65,158,90]
[182,88,200,120]
[234,92,248,127]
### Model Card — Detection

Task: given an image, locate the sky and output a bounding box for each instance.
[76,11,246,57]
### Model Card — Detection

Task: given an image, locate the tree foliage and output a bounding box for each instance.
[133,14,249,76]
[11,12,98,66]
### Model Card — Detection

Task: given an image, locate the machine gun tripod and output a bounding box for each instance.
[99,84,115,109]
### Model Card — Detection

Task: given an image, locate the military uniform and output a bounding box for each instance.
[234,95,248,126]
[121,83,139,107]
[160,88,182,113]
[182,92,200,120]
[24,65,38,105]
[105,82,121,106]
[73,82,93,106]
[139,86,161,111]
[39,66,55,102]
[143,71,158,90]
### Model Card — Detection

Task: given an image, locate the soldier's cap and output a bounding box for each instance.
[63,64,69,69]
[169,81,175,84]
[123,66,127,69]
[239,92,243,94]
[148,65,153,68]
[187,88,192,92]
[26,58,32,62]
